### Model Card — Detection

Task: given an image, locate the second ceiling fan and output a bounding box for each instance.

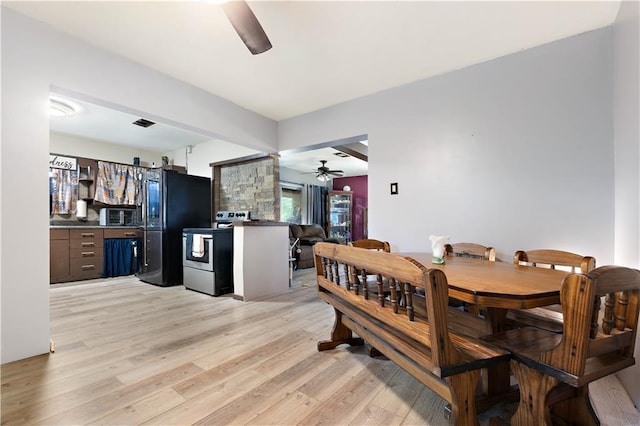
[312,160,344,182]
[221,1,272,55]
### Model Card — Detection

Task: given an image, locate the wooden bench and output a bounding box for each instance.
[484,265,640,425]
[313,242,510,426]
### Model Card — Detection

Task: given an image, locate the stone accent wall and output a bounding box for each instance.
[213,155,280,221]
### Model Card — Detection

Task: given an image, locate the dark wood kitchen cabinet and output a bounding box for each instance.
[50,227,140,283]
[103,228,140,239]
[50,229,70,283]
[69,229,103,280]
[50,228,104,283]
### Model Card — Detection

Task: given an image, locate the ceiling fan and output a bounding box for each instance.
[221,1,272,55]
[311,160,344,182]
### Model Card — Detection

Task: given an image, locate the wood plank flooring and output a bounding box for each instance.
[1,269,638,425]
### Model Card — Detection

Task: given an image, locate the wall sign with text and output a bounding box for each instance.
[49,155,77,170]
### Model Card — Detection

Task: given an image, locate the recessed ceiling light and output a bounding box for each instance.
[334,152,350,158]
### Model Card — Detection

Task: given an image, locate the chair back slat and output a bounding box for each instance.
[590,296,601,339]
[615,291,630,332]
[603,293,616,334]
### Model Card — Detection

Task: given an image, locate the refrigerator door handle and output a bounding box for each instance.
[143,230,148,267]
[142,177,147,229]
[142,175,148,268]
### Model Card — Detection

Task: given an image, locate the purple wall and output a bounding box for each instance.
[333,175,368,241]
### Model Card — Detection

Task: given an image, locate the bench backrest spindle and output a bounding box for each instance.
[361,268,368,299]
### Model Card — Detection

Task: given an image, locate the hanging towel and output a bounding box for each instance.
[185,234,210,263]
[191,234,206,258]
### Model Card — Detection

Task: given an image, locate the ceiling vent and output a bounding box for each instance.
[334,152,350,158]
[132,118,156,128]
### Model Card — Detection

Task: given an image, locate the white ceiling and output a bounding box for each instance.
[10,1,621,178]
[49,95,213,152]
[6,1,621,121]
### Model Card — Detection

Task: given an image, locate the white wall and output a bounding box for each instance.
[52,133,261,178]
[280,28,615,265]
[2,8,51,362]
[171,139,261,178]
[614,1,640,270]
[50,132,164,167]
[613,0,640,407]
[0,8,277,364]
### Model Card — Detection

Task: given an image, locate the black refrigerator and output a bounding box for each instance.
[137,168,211,286]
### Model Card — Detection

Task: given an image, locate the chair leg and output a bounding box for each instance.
[510,360,559,426]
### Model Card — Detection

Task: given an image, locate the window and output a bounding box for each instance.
[281,186,302,224]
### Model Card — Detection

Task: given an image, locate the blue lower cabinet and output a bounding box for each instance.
[103,238,139,277]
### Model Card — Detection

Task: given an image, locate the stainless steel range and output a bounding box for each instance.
[182,228,233,296]
[182,211,252,296]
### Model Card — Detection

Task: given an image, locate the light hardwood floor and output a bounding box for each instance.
[1,269,638,425]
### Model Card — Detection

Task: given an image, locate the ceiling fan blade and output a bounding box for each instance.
[222,1,272,55]
[327,170,344,174]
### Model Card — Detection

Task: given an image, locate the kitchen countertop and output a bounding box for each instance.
[232,220,289,227]
[50,224,139,229]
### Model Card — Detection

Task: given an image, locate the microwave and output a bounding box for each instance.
[99,208,137,226]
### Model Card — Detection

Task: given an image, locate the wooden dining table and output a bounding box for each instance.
[400,253,571,399]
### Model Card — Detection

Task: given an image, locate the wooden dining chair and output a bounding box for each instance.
[445,242,496,262]
[348,239,392,300]
[349,238,391,252]
[444,242,496,313]
[509,249,596,332]
[484,265,640,425]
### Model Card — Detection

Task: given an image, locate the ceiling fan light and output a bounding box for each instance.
[317,174,330,182]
